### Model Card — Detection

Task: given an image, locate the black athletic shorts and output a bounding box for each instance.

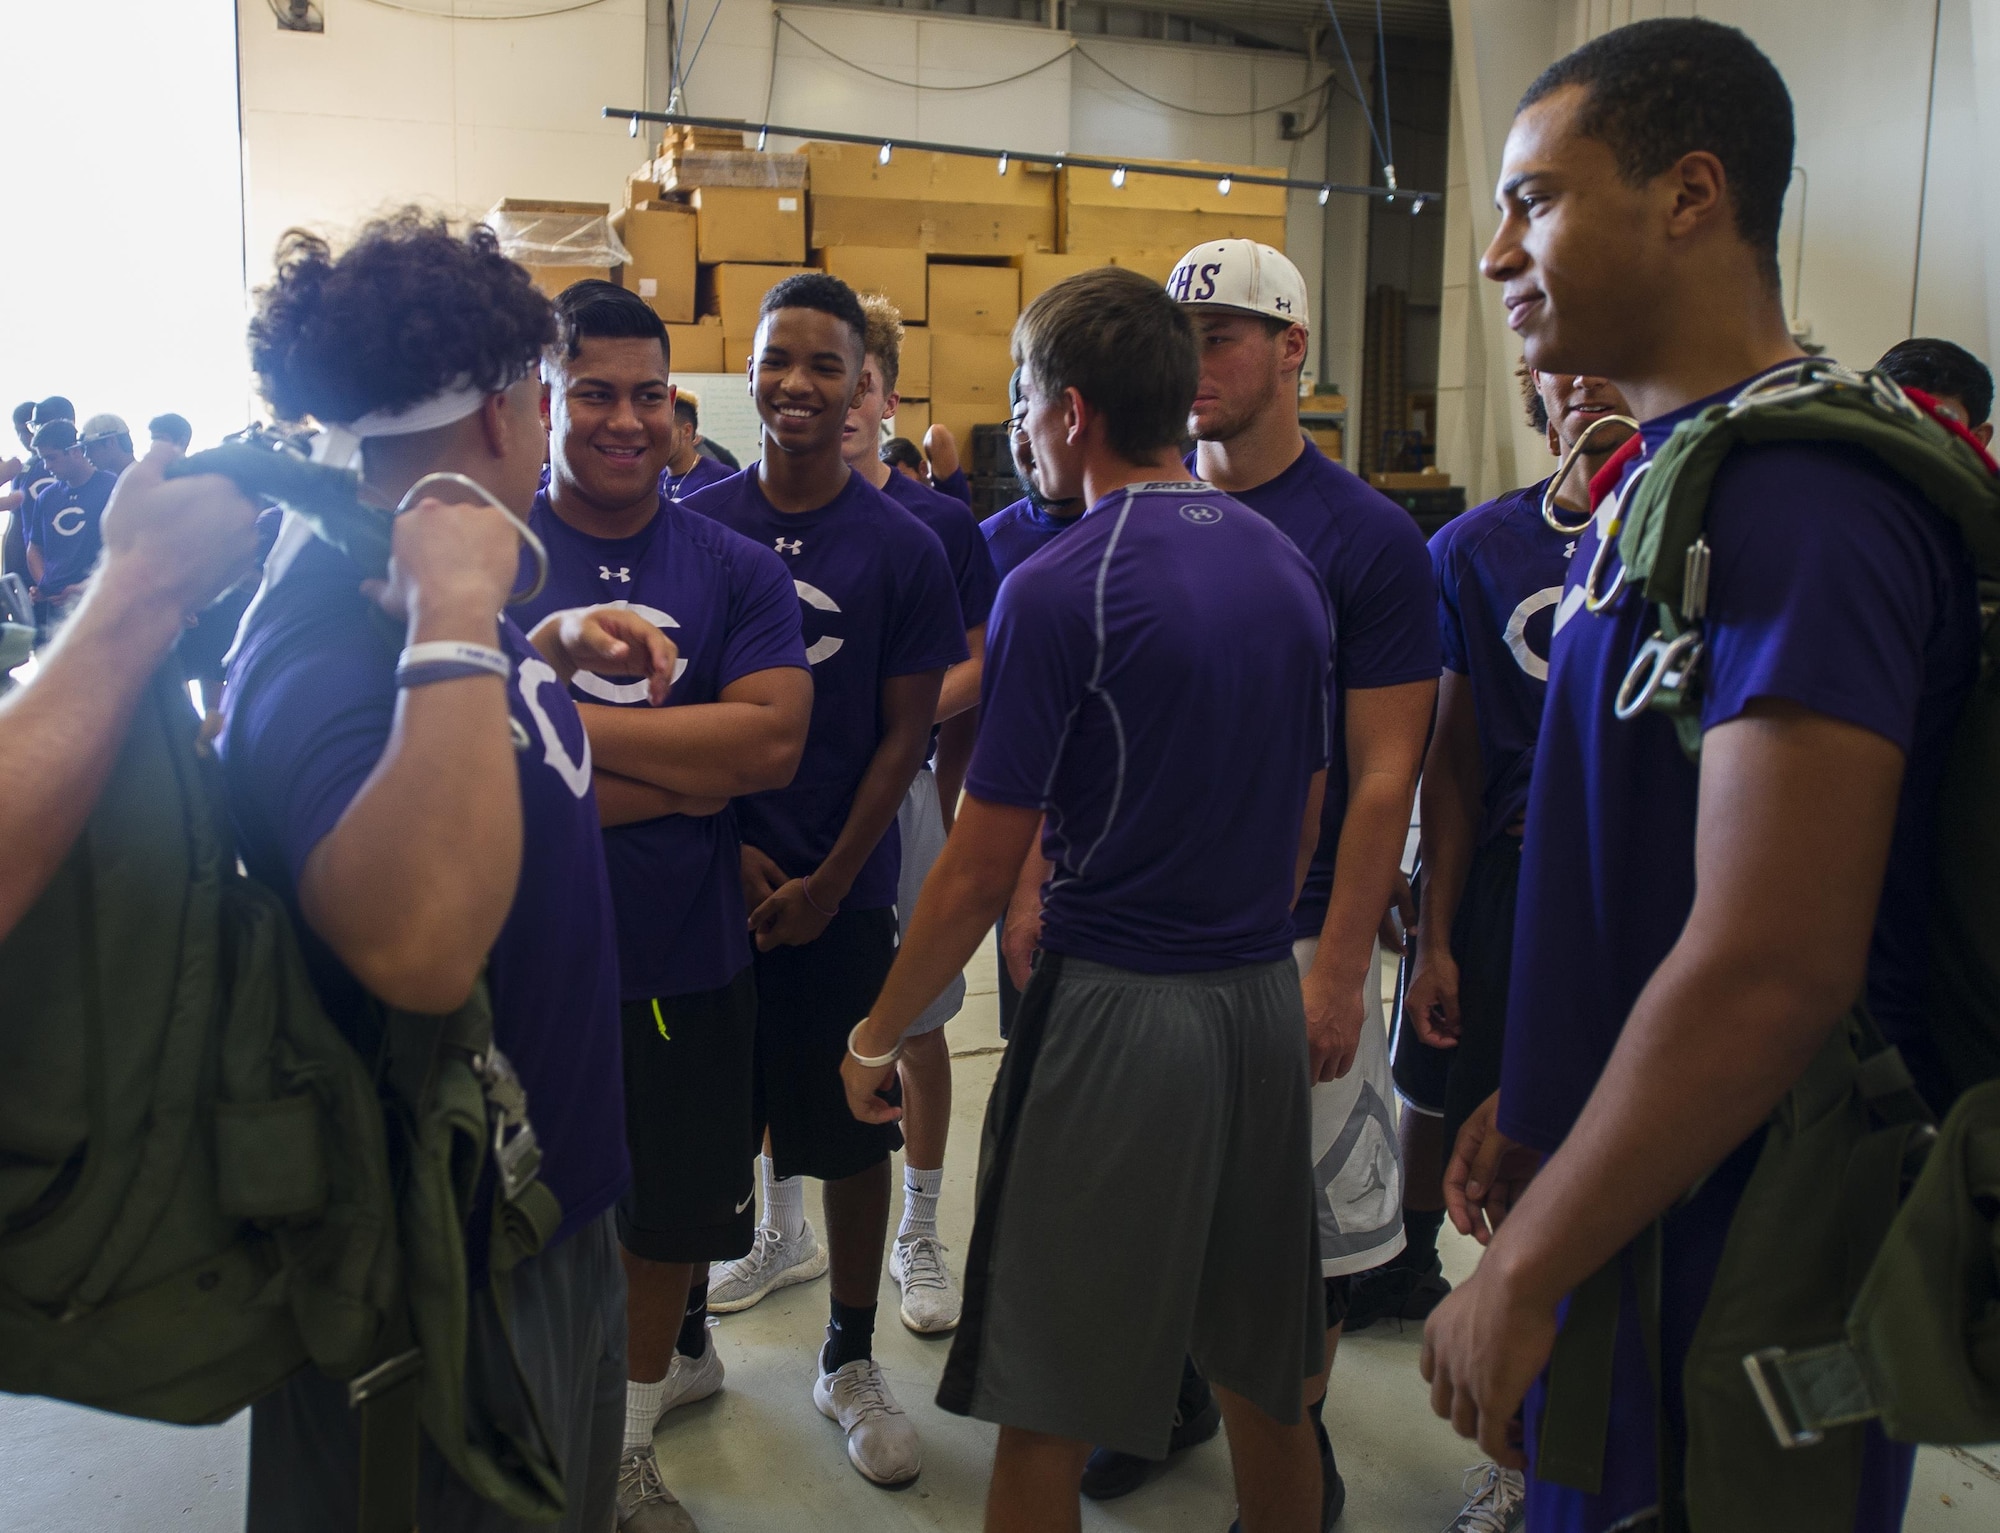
[616,966,760,1264]
[753,905,903,1182]
[1391,833,1522,1154]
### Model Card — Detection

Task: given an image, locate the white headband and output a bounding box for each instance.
[309,378,498,472]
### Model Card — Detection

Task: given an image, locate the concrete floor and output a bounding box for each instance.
[3,939,1996,1531]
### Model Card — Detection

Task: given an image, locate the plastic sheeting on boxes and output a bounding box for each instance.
[656,152,808,191]
[485,199,631,269]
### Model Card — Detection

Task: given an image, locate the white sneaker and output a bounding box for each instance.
[616,1446,701,1532]
[708,1222,828,1313]
[1446,1461,1526,1533]
[888,1232,962,1334]
[657,1325,724,1417]
[813,1356,922,1486]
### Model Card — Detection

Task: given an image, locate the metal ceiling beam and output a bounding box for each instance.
[605,107,1444,204]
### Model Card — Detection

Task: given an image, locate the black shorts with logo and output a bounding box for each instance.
[1390,833,1522,1155]
[753,905,904,1183]
[617,966,760,1264]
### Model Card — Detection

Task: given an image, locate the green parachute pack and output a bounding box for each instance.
[1533,361,2000,1531]
[0,432,568,1532]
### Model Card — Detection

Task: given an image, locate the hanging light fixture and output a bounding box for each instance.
[1318,185,1331,206]
[997,151,1009,175]
[1411,197,1426,216]
[1111,165,1127,188]
[1217,175,1232,196]
[756,125,768,151]
[628,115,640,139]
[878,141,893,165]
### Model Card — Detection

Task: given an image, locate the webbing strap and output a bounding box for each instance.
[1742,1343,1881,1446]
[1536,1256,1623,1494]
[350,1344,424,1533]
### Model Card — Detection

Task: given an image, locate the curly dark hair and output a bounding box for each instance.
[1520,18,1792,283]
[759,272,867,365]
[249,209,554,425]
[1518,360,1549,433]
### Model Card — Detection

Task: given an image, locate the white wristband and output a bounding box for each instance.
[847,1021,903,1071]
[396,640,511,679]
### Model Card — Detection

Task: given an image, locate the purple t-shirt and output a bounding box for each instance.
[28,470,114,592]
[880,469,999,630]
[981,495,1083,581]
[663,454,733,501]
[220,534,630,1249]
[1429,478,1572,844]
[1217,442,1440,937]
[1504,374,1974,1532]
[683,467,968,908]
[968,480,1333,973]
[515,491,809,999]
[935,467,971,506]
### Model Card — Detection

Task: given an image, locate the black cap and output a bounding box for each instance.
[32,419,79,453]
[32,396,75,426]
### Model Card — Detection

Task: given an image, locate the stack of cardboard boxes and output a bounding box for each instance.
[495,137,1292,457]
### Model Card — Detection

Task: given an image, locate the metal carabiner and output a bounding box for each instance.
[1614,629,1704,720]
[1581,459,1651,613]
[1541,411,1642,535]
[397,470,551,607]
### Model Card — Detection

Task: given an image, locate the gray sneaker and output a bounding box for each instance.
[1446,1461,1525,1533]
[616,1446,701,1532]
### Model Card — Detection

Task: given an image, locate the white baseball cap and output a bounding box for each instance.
[1165,240,1311,334]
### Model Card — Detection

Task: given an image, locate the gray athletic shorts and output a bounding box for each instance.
[938,953,1324,1457]
[246,1211,626,1533]
[894,765,965,1038]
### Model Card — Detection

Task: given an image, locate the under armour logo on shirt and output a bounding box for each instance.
[775,537,803,556]
[1564,541,1577,559]
[599,566,631,583]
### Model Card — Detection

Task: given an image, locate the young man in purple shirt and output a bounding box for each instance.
[837,292,1001,1337]
[1423,21,1976,1531]
[661,390,734,500]
[841,262,1334,1533]
[515,281,813,1532]
[219,214,678,1533]
[1064,237,1433,1522]
[683,273,966,1488]
[1380,364,1631,1533]
[24,417,115,624]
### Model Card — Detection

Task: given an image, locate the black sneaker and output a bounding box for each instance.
[1079,1374,1221,1500]
[1342,1256,1450,1333]
[1226,1417,1344,1530]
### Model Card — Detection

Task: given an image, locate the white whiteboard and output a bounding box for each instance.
[674,373,764,471]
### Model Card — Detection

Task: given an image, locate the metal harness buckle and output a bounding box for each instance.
[473,1043,543,1204]
[1614,630,1704,720]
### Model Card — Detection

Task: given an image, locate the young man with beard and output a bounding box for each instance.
[514,281,814,1533]
[834,292,1000,1336]
[841,262,1334,1533]
[1374,364,1632,1533]
[1423,20,1975,1530]
[1061,239,1433,1523]
[683,273,966,1488]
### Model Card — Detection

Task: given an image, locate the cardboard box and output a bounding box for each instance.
[626,171,661,209]
[1058,158,1286,260]
[666,318,724,374]
[695,186,806,264]
[929,393,1010,452]
[928,264,1019,335]
[724,332,756,375]
[818,246,928,322]
[896,326,930,399]
[805,142,1056,256]
[1014,251,1110,305]
[1062,208,1287,261]
[658,150,808,190]
[612,204,697,324]
[701,264,813,336]
[1307,426,1344,460]
[889,399,929,444]
[522,264,613,298]
[929,334,1014,410]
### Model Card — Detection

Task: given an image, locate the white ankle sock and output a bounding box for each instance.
[762,1154,805,1241]
[899,1165,942,1242]
[623,1376,667,1454]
